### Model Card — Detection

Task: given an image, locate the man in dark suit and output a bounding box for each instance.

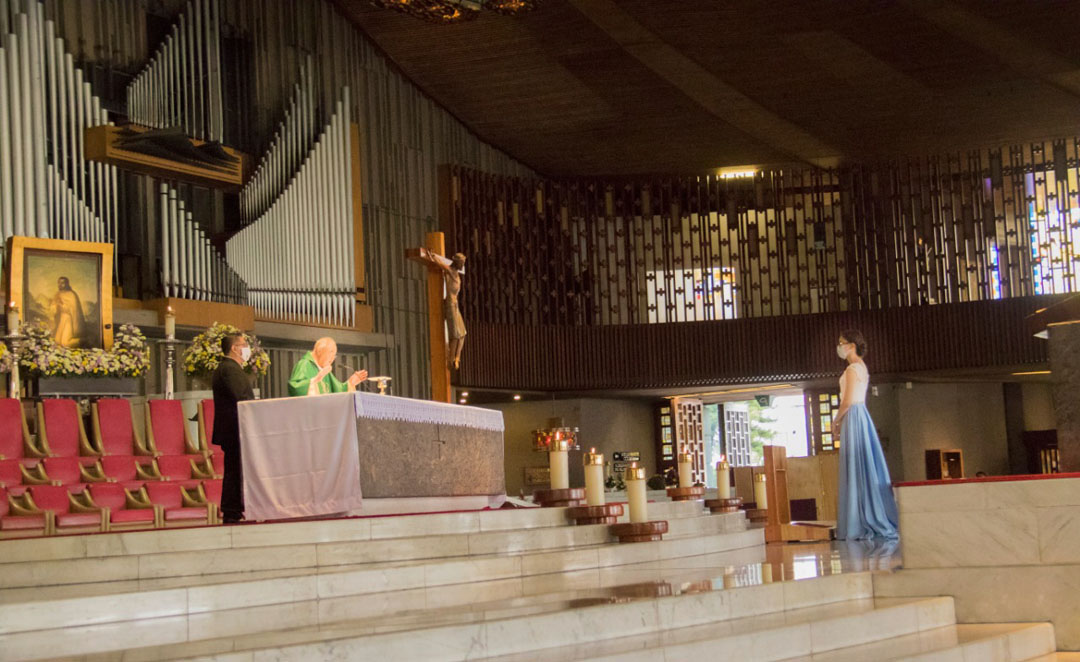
[212,333,255,523]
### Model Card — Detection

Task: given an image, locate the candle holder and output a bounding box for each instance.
[158,338,183,400]
[666,485,705,501]
[566,447,623,523]
[3,328,26,399]
[609,463,668,543]
[705,497,744,514]
[531,419,584,507]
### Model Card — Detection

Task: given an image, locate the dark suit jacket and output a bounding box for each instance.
[211,358,255,450]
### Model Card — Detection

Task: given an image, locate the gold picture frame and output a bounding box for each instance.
[6,236,114,350]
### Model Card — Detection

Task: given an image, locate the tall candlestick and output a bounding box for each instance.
[583,447,605,506]
[164,306,176,339]
[6,302,18,333]
[549,439,570,490]
[716,458,731,499]
[753,473,768,509]
[677,451,693,488]
[625,462,648,523]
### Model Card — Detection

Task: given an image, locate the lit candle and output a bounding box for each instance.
[625,462,648,523]
[753,473,768,509]
[583,447,605,506]
[164,306,176,339]
[762,563,773,584]
[716,456,731,499]
[677,451,693,488]
[6,302,18,334]
[549,438,570,490]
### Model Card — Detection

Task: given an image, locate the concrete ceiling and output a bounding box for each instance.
[335,0,1080,176]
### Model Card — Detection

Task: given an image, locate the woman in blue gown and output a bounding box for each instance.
[834,330,899,540]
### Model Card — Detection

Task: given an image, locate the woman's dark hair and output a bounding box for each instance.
[840,329,868,357]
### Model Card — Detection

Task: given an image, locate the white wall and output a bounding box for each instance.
[483,398,656,497]
[1021,382,1056,431]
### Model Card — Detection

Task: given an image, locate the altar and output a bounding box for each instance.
[237,392,506,520]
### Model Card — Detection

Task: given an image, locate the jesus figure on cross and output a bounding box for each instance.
[416,248,467,370]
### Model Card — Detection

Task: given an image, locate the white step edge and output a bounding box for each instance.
[0,527,763,634]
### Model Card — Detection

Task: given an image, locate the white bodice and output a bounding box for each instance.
[840,362,869,404]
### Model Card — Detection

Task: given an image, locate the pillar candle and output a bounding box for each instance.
[753,473,768,509]
[677,451,693,488]
[583,447,605,506]
[625,462,648,523]
[716,459,731,499]
[164,306,176,339]
[549,439,570,490]
[6,302,18,333]
[761,563,773,584]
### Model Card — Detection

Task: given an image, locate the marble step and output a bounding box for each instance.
[1025,654,1080,661]
[0,507,743,590]
[0,526,763,635]
[1,546,772,660]
[0,499,714,567]
[30,570,882,662]
[779,622,1056,662]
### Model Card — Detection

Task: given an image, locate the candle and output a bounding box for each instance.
[753,473,768,509]
[6,302,18,334]
[625,462,648,523]
[164,306,176,339]
[549,438,570,490]
[677,451,693,488]
[583,447,605,506]
[716,457,731,499]
[762,563,773,584]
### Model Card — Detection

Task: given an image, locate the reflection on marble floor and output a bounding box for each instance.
[13,541,903,662]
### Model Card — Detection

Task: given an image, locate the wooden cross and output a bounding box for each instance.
[405,231,452,403]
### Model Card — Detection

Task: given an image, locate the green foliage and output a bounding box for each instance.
[748,398,778,465]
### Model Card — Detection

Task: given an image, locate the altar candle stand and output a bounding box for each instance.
[610,462,668,543]
[567,448,624,525]
[666,450,705,502]
[745,472,769,524]
[531,421,585,508]
[4,302,23,399]
[159,306,181,401]
[705,456,743,514]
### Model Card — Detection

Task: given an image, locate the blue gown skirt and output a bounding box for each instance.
[836,404,899,540]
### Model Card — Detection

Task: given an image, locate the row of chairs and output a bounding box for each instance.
[0,397,222,537]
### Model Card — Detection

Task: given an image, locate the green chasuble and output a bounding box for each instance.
[287,352,349,396]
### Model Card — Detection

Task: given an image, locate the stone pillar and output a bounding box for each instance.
[1049,321,1080,472]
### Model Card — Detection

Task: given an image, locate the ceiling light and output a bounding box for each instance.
[461,391,469,397]
[513,394,522,401]
[717,169,756,180]
[459,398,467,404]
[666,384,793,399]
[1012,370,1051,376]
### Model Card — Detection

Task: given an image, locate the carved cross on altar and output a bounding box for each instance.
[405,232,460,403]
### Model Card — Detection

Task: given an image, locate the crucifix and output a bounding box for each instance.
[405,232,466,403]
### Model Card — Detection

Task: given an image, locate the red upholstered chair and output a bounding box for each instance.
[202,479,222,508]
[0,460,23,490]
[154,455,208,488]
[100,456,159,489]
[0,398,45,462]
[209,452,224,478]
[24,485,107,534]
[144,400,202,459]
[37,399,98,465]
[92,399,153,458]
[83,483,158,530]
[143,482,213,526]
[39,457,93,489]
[197,399,216,455]
[1,487,52,537]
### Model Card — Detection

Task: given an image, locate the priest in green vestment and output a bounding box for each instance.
[288,337,368,396]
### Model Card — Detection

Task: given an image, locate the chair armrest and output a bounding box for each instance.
[190,458,214,480]
[67,491,103,514]
[136,461,162,481]
[181,484,208,507]
[23,436,48,458]
[19,463,50,485]
[80,462,111,483]
[10,492,43,516]
[125,486,154,508]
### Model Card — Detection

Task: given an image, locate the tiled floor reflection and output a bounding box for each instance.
[15,540,904,662]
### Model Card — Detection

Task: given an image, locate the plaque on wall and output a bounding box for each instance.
[524,466,550,486]
[612,451,640,476]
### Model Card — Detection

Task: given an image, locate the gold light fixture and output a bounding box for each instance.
[369,0,540,23]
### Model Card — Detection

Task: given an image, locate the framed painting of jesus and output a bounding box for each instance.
[5,236,115,350]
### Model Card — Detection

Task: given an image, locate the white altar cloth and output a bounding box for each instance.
[238,392,363,521]
[353,392,505,431]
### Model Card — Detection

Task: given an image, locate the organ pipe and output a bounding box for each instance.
[227,87,355,328]
[124,0,223,142]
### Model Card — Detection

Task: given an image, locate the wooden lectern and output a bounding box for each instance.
[763,445,833,543]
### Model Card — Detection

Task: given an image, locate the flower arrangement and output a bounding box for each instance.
[0,341,9,373]
[17,323,150,378]
[183,322,270,378]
